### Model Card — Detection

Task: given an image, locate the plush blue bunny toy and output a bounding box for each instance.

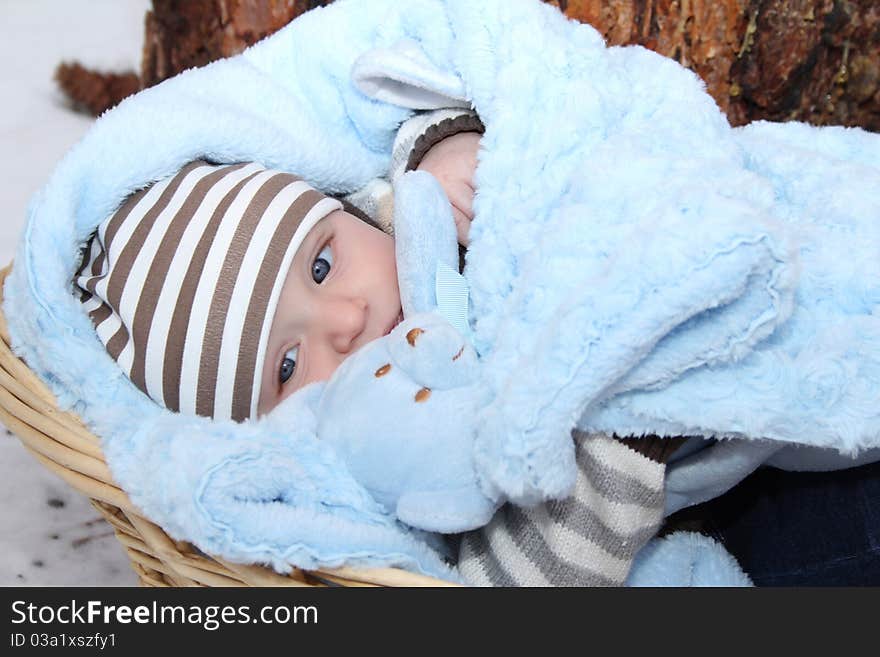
[316,171,500,533]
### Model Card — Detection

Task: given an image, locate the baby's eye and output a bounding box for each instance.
[279,346,298,384]
[311,244,333,284]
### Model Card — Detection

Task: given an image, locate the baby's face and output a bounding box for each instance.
[257,209,401,416]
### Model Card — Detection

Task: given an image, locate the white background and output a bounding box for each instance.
[1,0,151,586]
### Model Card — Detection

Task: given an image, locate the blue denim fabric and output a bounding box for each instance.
[685,461,880,586]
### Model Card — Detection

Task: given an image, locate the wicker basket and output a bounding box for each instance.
[0,265,455,587]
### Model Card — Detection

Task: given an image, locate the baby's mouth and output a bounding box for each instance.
[384,310,404,336]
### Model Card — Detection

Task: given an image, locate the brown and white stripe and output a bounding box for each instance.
[75,160,341,421]
[457,432,677,587]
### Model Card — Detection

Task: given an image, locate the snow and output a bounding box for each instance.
[1,0,151,586]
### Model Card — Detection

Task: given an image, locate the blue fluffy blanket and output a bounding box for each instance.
[351,1,880,508]
[5,0,880,581]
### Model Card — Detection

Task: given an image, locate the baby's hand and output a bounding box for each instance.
[416,131,480,246]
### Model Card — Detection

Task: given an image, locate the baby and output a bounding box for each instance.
[74,111,483,421]
[72,108,681,587]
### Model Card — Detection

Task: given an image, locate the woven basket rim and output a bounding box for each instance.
[0,263,457,587]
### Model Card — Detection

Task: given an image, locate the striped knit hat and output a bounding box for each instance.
[75,160,342,422]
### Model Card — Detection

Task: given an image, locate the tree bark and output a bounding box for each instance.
[140,0,327,87]
[551,0,879,131]
[58,0,880,132]
[54,62,140,116]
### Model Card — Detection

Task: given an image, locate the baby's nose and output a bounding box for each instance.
[326,296,368,354]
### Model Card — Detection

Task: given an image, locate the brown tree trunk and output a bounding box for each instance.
[553,0,880,131]
[54,63,140,116]
[59,0,880,132]
[140,0,328,87]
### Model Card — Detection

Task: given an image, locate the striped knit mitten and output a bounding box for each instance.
[457,431,681,586]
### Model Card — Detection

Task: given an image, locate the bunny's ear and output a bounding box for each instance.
[195,439,458,576]
[393,171,460,317]
[351,38,470,110]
